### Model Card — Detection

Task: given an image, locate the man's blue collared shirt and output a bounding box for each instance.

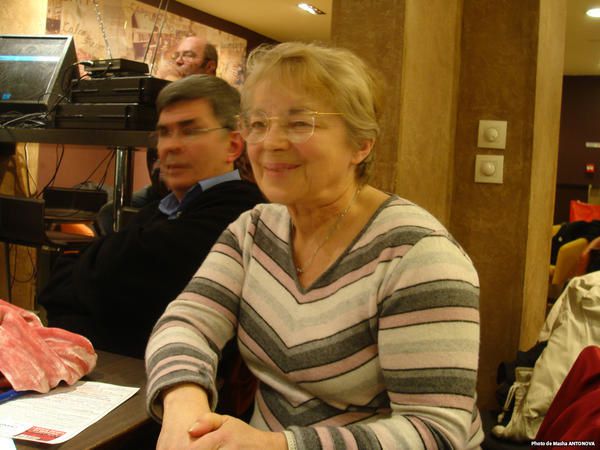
[158,170,241,219]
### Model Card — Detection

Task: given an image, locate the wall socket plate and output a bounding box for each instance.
[475,154,504,184]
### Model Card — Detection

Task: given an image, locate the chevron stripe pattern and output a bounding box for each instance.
[146,196,484,449]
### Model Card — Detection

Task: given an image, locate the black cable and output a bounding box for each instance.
[35,144,65,198]
[79,148,115,188]
[23,142,38,196]
[96,149,116,191]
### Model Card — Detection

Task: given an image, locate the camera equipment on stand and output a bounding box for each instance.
[84,58,149,78]
[70,75,169,105]
[54,103,159,130]
[53,58,170,130]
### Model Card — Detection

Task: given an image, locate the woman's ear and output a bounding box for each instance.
[226,132,244,164]
[352,138,374,165]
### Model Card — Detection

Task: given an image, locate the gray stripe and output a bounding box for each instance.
[240,303,376,372]
[380,280,479,316]
[185,277,240,316]
[147,342,217,373]
[291,426,323,450]
[347,424,383,450]
[384,367,477,397]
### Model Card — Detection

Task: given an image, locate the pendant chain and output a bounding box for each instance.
[294,186,362,275]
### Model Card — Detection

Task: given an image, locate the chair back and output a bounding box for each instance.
[552,237,589,286]
[575,236,600,276]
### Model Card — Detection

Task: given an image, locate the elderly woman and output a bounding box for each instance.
[146,42,483,449]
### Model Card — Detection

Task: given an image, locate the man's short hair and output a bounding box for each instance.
[156,74,239,130]
[203,43,219,68]
[155,74,253,180]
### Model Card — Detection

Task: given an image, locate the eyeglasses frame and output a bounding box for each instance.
[237,110,343,144]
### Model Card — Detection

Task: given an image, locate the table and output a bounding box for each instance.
[15,350,159,450]
[0,127,152,231]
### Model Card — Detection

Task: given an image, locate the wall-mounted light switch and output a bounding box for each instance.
[478,120,507,149]
[475,154,504,184]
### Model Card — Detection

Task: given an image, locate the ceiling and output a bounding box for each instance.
[178,0,332,43]
[566,0,600,74]
[180,0,600,75]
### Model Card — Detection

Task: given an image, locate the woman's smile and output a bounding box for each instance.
[262,162,301,173]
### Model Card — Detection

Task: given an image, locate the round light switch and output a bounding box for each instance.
[481,161,496,176]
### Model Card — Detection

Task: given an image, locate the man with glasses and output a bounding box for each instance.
[97,37,220,234]
[39,75,263,366]
[160,36,218,80]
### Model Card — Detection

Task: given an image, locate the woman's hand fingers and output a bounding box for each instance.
[188,412,226,438]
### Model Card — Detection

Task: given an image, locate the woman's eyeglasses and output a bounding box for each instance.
[238,110,342,144]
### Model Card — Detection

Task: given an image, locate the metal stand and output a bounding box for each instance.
[112,146,134,232]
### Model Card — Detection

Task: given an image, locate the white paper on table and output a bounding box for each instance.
[0,437,16,450]
[0,381,139,444]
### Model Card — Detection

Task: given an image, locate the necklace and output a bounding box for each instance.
[294,186,362,275]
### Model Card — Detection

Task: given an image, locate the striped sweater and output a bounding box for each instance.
[146,196,484,449]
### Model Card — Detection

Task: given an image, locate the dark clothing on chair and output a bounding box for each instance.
[39,180,264,359]
[551,220,600,264]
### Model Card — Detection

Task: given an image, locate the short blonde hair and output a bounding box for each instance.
[241,42,382,182]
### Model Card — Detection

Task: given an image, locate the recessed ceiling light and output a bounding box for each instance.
[586,7,600,18]
[298,3,325,15]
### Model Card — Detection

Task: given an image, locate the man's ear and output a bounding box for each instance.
[352,138,374,166]
[204,60,217,76]
[226,132,244,164]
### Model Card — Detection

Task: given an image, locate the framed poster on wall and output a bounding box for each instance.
[46,0,247,87]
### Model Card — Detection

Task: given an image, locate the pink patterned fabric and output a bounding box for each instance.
[0,299,97,393]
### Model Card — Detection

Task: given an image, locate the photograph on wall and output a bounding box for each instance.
[46,0,247,87]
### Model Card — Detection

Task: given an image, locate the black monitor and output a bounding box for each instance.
[0,34,77,115]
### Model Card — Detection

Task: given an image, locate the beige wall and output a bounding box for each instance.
[333,0,566,409]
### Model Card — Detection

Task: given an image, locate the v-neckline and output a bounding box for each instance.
[289,195,395,293]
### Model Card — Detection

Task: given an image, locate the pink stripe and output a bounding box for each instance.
[157,306,232,348]
[380,307,479,329]
[152,354,212,374]
[407,416,437,448]
[212,242,243,264]
[316,427,335,450]
[255,389,284,430]
[313,411,373,427]
[251,245,293,284]
[400,262,478,286]
[300,255,398,303]
[338,427,359,450]
[390,392,474,411]
[238,328,283,377]
[383,351,478,370]
[288,345,377,382]
[150,359,213,389]
[194,297,237,325]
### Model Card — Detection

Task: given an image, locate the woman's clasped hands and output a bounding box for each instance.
[159,411,287,450]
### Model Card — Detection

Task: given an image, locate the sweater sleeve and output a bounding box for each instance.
[145,209,254,421]
[286,231,481,449]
